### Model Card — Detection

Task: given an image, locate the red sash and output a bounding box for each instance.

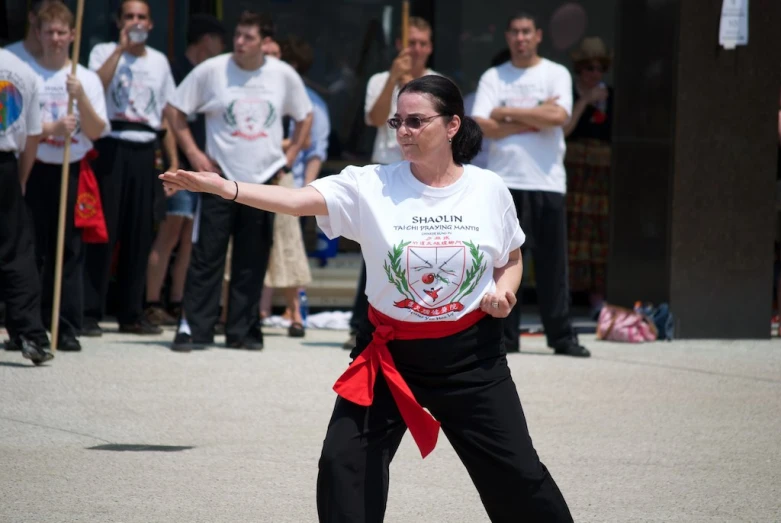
[74,150,108,243]
[333,306,486,458]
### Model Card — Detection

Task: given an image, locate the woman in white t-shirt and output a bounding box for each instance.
[160,75,573,522]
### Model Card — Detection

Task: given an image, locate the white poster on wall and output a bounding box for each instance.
[719,0,749,49]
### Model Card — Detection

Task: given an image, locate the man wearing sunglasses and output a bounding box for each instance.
[342,16,438,350]
[471,12,590,358]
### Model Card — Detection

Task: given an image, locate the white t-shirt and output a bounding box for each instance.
[170,54,313,184]
[364,69,436,165]
[5,40,35,64]
[27,61,108,163]
[471,59,573,194]
[0,48,42,153]
[88,42,175,143]
[311,162,525,322]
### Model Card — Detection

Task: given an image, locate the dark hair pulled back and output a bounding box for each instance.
[398,75,483,165]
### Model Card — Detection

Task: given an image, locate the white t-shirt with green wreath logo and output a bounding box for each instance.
[311,162,525,322]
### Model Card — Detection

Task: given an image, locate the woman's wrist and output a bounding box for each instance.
[218,178,235,200]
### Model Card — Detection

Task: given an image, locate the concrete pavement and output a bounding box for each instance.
[1,326,780,522]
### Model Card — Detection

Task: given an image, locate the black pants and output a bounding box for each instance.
[183,189,274,343]
[83,138,157,325]
[505,190,577,351]
[348,261,369,333]
[317,316,573,523]
[25,161,84,339]
[0,152,47,343]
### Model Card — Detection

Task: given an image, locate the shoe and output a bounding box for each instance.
[342,331,357,351]
[18,336,54,366]
[170,332,204,352]
[226,325,264,351]
[288,322,305,338]
[145,306,177,327]
[119,318,163,335]
[4,338,20,351]
[81,319,103,337]
[58,336,82,352]
[551,341,591,358]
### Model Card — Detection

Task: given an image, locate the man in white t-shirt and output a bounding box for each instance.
[0,47,54,365]
[164,10,313,351]
[5,0,63,63]
[345,17,437,350]
[472,11,589,357]
[21,2,109,352]
[82,0,178,337]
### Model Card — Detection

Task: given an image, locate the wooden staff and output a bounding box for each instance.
[401,0,410,48]
[51,0,86,351]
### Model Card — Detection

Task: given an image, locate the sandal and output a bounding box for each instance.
[288,322,305,338]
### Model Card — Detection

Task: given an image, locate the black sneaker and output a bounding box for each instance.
[551,341,591,358]
[171,332,194,352]
[58,336,82,352]
[226,325,264,351]
[81,319,103,337]
[19,336,54,366]
[4,338,20,351]
[119,318,163,335]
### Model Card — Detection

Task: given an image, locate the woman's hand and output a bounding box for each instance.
[160,169,229,198]
[480,290,517,318]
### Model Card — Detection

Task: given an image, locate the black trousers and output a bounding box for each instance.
[317,316,573,523]
[183,189,274,342]
[25,161,83,339]
[348,261,369,333]
[83,138,157,325]
[0,152,47,343]
[505,190,577,351]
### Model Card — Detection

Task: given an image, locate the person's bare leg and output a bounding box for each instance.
[169,219,194,304]
[286,288,302,324]
[260,285,274,319]
[146,216,186,304]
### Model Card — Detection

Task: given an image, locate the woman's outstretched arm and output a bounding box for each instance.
[159,170,328,217]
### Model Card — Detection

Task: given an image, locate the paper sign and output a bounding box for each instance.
[719,0,749,49]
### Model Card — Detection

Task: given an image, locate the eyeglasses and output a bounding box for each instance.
[387,114,445,130]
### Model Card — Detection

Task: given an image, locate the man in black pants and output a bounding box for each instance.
[0,47,54,365]
[21,2,109,352]
[82,0,178,336]
[472,12,589,357]
[165,11,312,351]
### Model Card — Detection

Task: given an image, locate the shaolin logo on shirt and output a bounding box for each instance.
[384,239,487,318]
[223,98,276,140]
[0,74,24,134]
[111,65,156,122]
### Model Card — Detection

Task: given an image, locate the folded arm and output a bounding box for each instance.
[490,104,568,130]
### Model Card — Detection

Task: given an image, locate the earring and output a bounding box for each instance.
[448,138,452,143]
